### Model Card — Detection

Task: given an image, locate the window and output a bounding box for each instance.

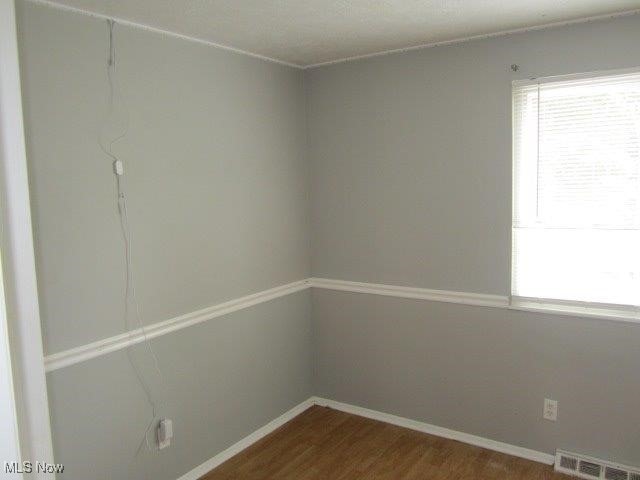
[512,69,640,315]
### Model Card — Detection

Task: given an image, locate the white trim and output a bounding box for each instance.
[311,397,555,465]
[303,9,640,69]
[310,277,509,308]
[176,398,315,480]
[46,276,640,373]
[0,259,21,472]
[0,0,55,475]
[45,276,640,373]
[312,277,640,324]
[509,297,640,325]
[26,0,304,69]
[175,396,554,479]
[44,279,310,372]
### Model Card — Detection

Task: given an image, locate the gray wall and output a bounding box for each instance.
[307,14,640,295]
[18,1,310,355]
[49,290,311,480]
[17,2,311,479]
[312,289,640,465]
[307,14,640,466]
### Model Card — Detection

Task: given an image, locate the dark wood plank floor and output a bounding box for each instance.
[202,405,571,479]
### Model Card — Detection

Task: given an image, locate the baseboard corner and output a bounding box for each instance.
[177,395,555,479]
[176,397,315,480]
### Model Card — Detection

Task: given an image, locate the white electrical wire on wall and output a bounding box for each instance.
[98,19,166,454]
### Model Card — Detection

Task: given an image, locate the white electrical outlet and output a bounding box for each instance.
[543,398,558,421]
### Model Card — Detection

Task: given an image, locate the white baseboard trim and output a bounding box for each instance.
[176,395,554,480]
[176,397,315,480]
[311,397,555,465]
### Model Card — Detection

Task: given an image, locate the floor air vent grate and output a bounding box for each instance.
[605,467,629,480]
[555,450,640,480]
[560,455,579,471]
[579,461,602,478]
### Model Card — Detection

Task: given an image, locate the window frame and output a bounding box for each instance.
[510,67,640,323]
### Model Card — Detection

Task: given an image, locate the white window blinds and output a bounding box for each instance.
[512,70,640,307]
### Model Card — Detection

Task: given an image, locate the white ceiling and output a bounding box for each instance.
[39,0,640,67]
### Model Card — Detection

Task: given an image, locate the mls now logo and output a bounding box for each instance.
[5,461,65,474]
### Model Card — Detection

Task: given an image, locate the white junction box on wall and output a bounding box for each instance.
[157,419,173,450]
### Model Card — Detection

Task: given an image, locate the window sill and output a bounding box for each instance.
[509,297,640,325]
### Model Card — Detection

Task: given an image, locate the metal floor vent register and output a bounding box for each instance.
[556,450,640,480]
